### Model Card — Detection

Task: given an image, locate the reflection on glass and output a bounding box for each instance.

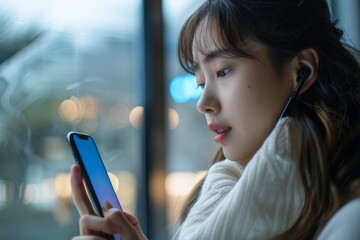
[0,0,141,239]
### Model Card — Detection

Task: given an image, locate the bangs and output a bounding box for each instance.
[177,1,253,74]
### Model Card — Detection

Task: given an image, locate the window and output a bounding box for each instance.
[0,0,358,239]
[0,1,141,239]
[163,0,216,235]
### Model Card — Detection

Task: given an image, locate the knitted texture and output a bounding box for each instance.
[173,119,303,240]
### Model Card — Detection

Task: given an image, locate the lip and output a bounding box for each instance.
[208,123,232,143]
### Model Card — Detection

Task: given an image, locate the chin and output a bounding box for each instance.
[222,149,237,161]
[223,149,251,166]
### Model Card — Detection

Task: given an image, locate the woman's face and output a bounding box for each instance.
[194,40,294,166]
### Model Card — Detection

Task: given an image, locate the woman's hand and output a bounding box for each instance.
[70,164,147,240]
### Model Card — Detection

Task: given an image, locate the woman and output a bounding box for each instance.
[71,0,360,239]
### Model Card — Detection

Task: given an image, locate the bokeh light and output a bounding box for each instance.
[54,173,72,199]
[58,96,85,123]
[108,172,120,192]
[169,74,202,103]
[129,106,144,128]
[58,96,101,132]
[82,95,101,120]
[117,171,137,213]
[168,108,179,129]
[165,170,207,227]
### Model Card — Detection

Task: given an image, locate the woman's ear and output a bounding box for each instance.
[292,48,319,95]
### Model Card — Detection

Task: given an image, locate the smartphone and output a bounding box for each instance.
[67,131,122,240]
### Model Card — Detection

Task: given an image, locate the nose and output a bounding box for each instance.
[196,86,220,115]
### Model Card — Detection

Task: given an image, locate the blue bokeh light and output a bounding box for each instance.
[170,74,202,103]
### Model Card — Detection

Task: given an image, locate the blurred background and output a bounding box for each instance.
[0,0,358,239]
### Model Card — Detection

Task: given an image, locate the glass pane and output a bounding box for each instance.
[0,1,141,239]
[163,0,216,235]
[329,0,360,48]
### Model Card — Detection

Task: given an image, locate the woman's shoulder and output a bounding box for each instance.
[317,198,360,240]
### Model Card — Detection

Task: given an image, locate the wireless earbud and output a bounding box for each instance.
[279,66,311,119]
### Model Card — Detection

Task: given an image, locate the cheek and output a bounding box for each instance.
[223,79,264,121]
[247,72,287,120]
[224,68,278,115]
[223,75,285,160]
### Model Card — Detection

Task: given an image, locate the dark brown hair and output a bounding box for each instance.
[177,0,360,239]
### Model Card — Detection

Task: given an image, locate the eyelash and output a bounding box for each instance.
[216,68,230,78]
[197,83,205,89]
[196,67,230,89]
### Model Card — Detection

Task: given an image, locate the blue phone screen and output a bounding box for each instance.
[72,134,122,240]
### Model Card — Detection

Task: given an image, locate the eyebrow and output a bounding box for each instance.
[204,49,232,62]
[193,48,234,72]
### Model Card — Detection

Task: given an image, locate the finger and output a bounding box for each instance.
[79,214,116,235]
[82,209,144,240]
[123,212,139,225]
[104,209,142,239]
[123,212,148,240]
[102,200,113,212]
[71,164,95,216]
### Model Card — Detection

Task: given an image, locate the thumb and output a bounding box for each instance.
[102,200,114,212]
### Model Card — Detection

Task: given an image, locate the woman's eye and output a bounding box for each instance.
[197,83,205,89]
[216,68,230,77]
